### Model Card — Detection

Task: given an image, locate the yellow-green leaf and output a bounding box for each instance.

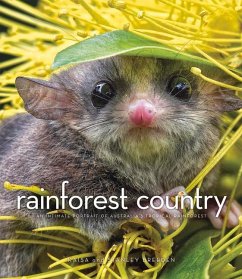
[52,30,213,69]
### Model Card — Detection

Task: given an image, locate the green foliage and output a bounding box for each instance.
[160,230,219,279]
[52,30,212,69]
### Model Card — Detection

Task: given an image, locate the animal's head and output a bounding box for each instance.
[16,56,242,163]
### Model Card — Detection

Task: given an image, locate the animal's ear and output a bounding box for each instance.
[210,89,242,112]
[15,77,78,120]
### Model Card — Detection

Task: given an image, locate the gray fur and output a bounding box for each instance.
[0,56,241,276]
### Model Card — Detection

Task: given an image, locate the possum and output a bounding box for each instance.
[0,56,241,275]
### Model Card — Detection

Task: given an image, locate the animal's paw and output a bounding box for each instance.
[206,199,242,229]
[130,186,190,232]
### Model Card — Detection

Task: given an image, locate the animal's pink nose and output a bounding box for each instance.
[128,99,156,126]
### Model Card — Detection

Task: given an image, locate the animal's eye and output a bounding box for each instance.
[91,81,115,108]
[167,76,192,101]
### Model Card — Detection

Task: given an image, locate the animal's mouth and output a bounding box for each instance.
[125,126,163,137]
